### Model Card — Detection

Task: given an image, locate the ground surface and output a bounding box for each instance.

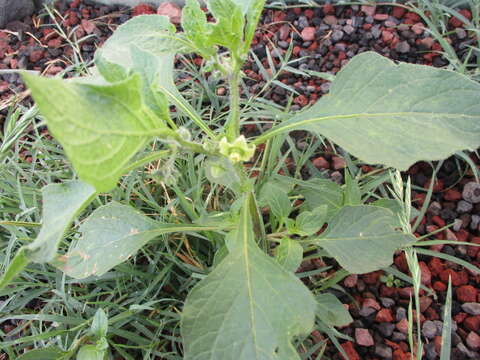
[0,1,479,359]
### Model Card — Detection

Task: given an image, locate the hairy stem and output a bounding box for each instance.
[225,57,242,141]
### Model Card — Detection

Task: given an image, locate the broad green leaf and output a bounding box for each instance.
[0,181,96,289]
[17,347,68,360]
[373,198,419,223]
[57,202,221,279]
[22,73,167,192]
[208,0,244,51]
[343,172,361,206]
[259,181,292,219]
[77,345,105,360]
[182,196,316,360]
[298,178,343,221]
[316,293,353,327]
[258,52,480,170]
[315,205,416,274]
[295,205,328,236]
[182,0,215,58]
[275,237,303,272]
[99,15,213,137]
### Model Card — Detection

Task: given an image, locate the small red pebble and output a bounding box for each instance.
[313,157,329,170]
[419,261,432,285]
[429,257,444,276]
[396,318,409,334]
[301,27,316,41]
[323,4,335,15]
[456,229,469,242]
[454,312,468,324]
[304,9,314,19]
[294,95,308,107]
[363,298,381,311]
[444,189,462,201]
[392,7,407,19]
[449,9,472,28]
[464,315,480,332]
[405,12,421,22]
[382,30,394,44]
[456,285,478,303]
[340,341,360,360]
[81,19,96,34]
[132,4,156,17]
[362,271,382,285]
[376,308,394,323]
[29,49,44,63]
[374,13,389,21]
[47,38,62,48]
[432,215,445,227]
[157,2,182,24]
[467,237,480,258]
[70,0,81,8]
[393,349,408,360]
[433,281,446,292]
[394,253,409,273]
[363,23,373,30]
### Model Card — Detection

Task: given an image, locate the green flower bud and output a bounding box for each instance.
[218,135,255,163]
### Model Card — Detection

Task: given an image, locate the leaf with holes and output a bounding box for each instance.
[182,196,316,359]
[259,52,480,169]
[314,205,416,274]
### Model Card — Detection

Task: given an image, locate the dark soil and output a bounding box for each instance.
[0,1,479,360]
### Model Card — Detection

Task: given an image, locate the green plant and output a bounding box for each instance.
[2,0,480,358]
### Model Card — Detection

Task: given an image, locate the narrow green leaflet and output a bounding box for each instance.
[98,15,213,137]
[316,293,353,327]
[0,181,95,289]
[314,205,416,274]
[182,197,316,359]
[258,52,480,170]
[57,202,221,279]
[298,179,343,221]
[275,237,303,272]
[22,73,166,192]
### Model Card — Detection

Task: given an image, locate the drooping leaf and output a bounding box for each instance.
[314,205,416,273]
[316,293,353,327]
[297,178,343,221]
[98,15,213,137]
[182,196,316,360]
[57,202,222,279]
[295,205,328,236]
[275,237,303,272]
[259,52,480,170]
[17,347,68,360]
[22,73,168,192]
[0,181,96,289]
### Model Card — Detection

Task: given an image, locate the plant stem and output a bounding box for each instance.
[225,57,242,141]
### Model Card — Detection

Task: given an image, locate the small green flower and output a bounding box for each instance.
[218,135,255,163]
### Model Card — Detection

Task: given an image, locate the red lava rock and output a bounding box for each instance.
[355,328,374,347]
[394,253,409,273]
[449,9,472,28]
[340,341,360,360]
[405,12,421,22]
[380,284,397,297]
[457,285,478,303]
[361,5,376,17]
[440,268,468,286]
[64,10,80,26]
[279,24,290,41]
[466,331,480,350]
[398,287,413,298]
[81,19,96,34]
[464,315,480,332]
[300,27,316,41]
[374,13,389,21]
[344,274,357,288]
[312,156,329,170]
[433,281,447,292]
[419,296,432,312]
[456,229,469,242]
[363,298,381,311]
[133,3,156,17]
[70,0,81,8]
[425,307,439,321]
[47,38,62,48]
[429,257,444,276]
[444,188,462,201]
[304,9,314,19]
[445,228,457,241]
[294,95,308,107]
[323,4,335,15]
[419,37,434,50]
[376,308,394,322]
[363,23,372,30]
[29,49,44,63]
[432,215,445,227]
[332,156,346,170]
[454,312,468,323]
[419,261,431,285]
[396,318,409,334]
[382,30,394,44]
[467,237,480,258]
[392,7,407,19]
[363,271,382,285]
[411,22,425,35]
[157,2,182,24]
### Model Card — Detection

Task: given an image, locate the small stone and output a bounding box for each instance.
[279,24,290,41]
[374,14,389,21]
[332,156,346,170]
[453,218,463,232]
[324,15,337,26]
[457,286,478,303]
[359,306,377,317]
[376,309,394,323]
[422,320,438,339]
[344,274,358,288]
[331,30,344,42]
[457,200,473,213]
[455,28,467,40]
[425,342,438,360]
[444,189,462,201]
[313,157,329,170]
[378,322,395,337]
[371,25,382,39]
[392,331,407,342]
[411,22,424,35]
[457,342,477,358]
[396,307,407,321]
[381,297,395,308]
[392,7,407,19]
[81,19,96,34]
[157,2,182,24]
[462,303,480,316]
[420,296,433,312]
[395,41,410,53]
[355,328,374,346]
[301,27,316,41]
[375,344,393,358]
[471,215,480,231]
[132,4,155,16]
[361,5,376,17]
[419,261,431,285]
[341,341,360,360]
[463,182,480,203]
[382,30,394,44]
[396,318,409,334]
[344,24,355,35]
[466,331,480,350]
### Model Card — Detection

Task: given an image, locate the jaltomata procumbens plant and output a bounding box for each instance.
[2,0,480,358]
